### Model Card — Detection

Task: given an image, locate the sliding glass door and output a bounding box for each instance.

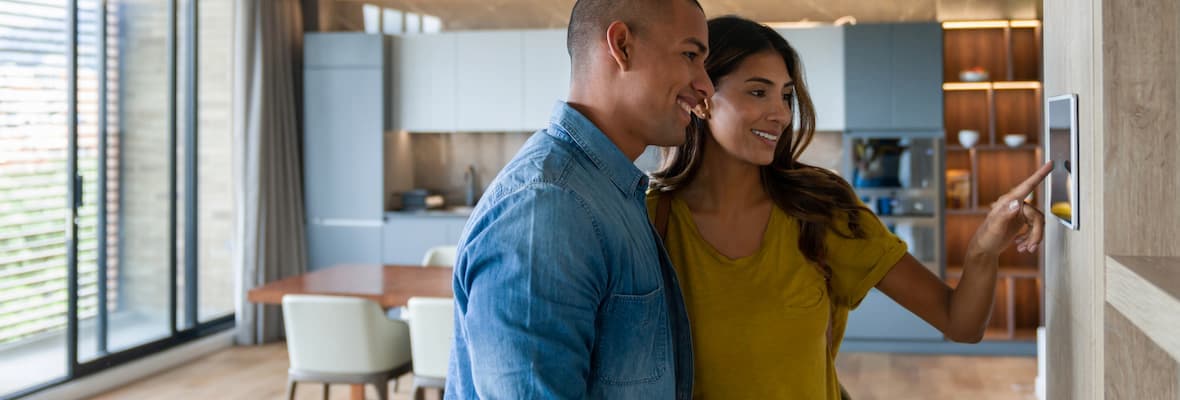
[0,0,235,397]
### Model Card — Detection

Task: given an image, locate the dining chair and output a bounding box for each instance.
[420,245,458,267]
[282,295,412,400]
[406,296,454,400]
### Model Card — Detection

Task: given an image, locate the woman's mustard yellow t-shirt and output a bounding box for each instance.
[647,193,908,399]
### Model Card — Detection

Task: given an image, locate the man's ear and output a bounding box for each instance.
[605,21,634,72]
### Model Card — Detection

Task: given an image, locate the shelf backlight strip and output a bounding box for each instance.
[942,20,1041,30]
[942,82,1042,91]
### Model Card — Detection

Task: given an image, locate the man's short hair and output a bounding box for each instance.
[566,0,703,65]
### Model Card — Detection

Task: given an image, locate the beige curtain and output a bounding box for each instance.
[232,0,307,345]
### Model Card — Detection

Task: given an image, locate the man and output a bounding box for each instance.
[446,0,713,398]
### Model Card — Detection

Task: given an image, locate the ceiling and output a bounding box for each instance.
[326,0,1040,31]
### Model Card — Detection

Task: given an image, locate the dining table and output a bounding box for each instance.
[247,264,453,400]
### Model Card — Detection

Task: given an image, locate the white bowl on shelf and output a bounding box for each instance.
[958,130,981,148]
[1004,134,1027,148]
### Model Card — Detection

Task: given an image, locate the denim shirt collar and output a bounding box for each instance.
[546,101,649,198]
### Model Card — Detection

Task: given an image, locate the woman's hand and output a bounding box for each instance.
[968,162,1053,257]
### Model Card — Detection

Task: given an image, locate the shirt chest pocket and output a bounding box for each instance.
[591,287,669,385]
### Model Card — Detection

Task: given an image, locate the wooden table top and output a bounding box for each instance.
[246,264,453,308]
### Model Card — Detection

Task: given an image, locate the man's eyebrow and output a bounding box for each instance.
[685,37,707,55]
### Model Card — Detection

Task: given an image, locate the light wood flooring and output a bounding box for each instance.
[93,343,1036,399]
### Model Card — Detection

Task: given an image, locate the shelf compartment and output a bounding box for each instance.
[994,89,1042,146]
[1010,27,1041,81]
[947,267,1042,342]
[944,90,990,146]
[976,148,1041,207]
[1106,256,1180,361]
[945,213,1039,268]
[943,28,1007,83]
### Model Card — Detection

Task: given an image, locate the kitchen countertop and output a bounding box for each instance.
[385,207,474,218]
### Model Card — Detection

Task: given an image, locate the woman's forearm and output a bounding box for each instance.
[946,247,1000,343]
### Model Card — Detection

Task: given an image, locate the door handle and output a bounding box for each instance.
[74,174,84,209]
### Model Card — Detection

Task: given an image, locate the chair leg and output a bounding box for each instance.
[374,380,389,400]
[391,375,399,393]
[322,383,329,400]
[438,387,446,399]
[286,379,297,400]
[412,384,425,400]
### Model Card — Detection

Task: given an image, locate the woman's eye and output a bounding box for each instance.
[683,52,698,61]
[783,93,795,103]
[750,90,766,97]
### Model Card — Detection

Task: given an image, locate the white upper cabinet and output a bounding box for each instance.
[454,31,525,132]
[775,27,845,132]
[522,30,571,131]
[395,34,456,132]
[393,28,841,132]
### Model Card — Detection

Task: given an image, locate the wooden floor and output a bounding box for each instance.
[93,343,1036,399]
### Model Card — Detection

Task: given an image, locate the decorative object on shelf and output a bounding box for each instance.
[946,169,971,208]
[957,129,980,148]
[1004,133,1027,148]
[959,66,989,82]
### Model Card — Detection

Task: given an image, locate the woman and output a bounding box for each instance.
[647,16,1050,399]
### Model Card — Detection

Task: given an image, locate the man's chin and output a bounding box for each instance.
[651,137,688,148]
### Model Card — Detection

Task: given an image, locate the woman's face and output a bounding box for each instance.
[704,50,794,166]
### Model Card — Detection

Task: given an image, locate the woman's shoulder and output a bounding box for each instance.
[644,189,668,213]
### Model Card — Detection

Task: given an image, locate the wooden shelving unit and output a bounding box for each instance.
[942,20,1043,342]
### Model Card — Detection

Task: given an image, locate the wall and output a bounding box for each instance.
[1100,0,1180,397]
[403,132,531,207]
[1045,0,1180,397]
[393,131,845,208]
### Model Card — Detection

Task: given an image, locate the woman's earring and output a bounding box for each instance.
[694,98,712,120]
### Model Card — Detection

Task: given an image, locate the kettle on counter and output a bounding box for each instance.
[464,164,480,207]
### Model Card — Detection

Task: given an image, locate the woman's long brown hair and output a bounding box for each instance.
[650,15,870,273]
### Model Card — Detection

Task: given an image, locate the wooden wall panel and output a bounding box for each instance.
[1043,0,1106,397]
[1102,0,1180,257]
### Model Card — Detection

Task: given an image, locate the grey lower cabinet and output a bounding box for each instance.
[844,290,943,340]
[382,216,468,265]
[307,223,384,271]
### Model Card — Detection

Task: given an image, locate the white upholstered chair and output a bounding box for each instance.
[282,295,412,400]
[406,296,454,400]
[420,245,458,267]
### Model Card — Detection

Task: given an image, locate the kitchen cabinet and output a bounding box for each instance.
[395,34,457,132]
[307,223,384,271]
[382,215,468,265]
[775,27,845,132]
[304,66,386,221]
[304,33,390,271]
[845,290,943,340]
[454,31,525,131]
[844,23,943,132]
[522,30,571,131]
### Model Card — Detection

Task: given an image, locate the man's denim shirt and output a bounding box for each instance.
[445,102,693,399]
